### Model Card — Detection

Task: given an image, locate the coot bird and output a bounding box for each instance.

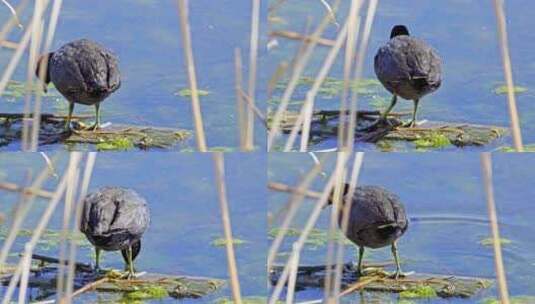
[374,25,441,127]
[80,187,150,279]
[328,184,408,279]
[35,39,121,131]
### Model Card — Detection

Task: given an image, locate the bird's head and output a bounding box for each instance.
[325,183,352,208]
[35,53,53,93]
[390,25,410,39]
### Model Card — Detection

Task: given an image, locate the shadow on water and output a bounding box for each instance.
[268,0,535,152]
[0,153,266,303]
[268,153,535,303]
[0,0,268,151]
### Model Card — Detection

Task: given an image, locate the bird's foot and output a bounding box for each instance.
[388,270,412,280]
[356,267,387,277]
[359,117,391,132]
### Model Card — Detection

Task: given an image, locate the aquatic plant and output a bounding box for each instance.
[275,76,381,99]
[481,296,535,304]
[96,138,134,151]
[268,227,353,249]
[215,296,282,304]
[413,132,451,149]
[125,285,169,300]
[493,84,527,95]
[211,237,248,247]
[479,237,512,246]
[398,285,437,299]
[176,88,211,97]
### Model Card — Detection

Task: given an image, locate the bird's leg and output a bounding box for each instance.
[390,241,406,279]
[126,245,135,279]
[403,99,419,128]
[356,246,365,276]
[64,102,74,131]
[379,95,398,123]
[361,95,397,131]
[90,103,101,131]
[94,248,101,273]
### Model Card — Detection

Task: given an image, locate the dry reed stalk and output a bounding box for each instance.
[64,152,97,301]
[0,0,22,29]
[0,40,17,48]
[56,167,80,302]
[270,30,336,47]
[0,158,55,268]
[267,154,328,270]
[245,0,260,151]
[284,20,349,151]
[0,181,54,198]
[177,0,207,152]
[30,0,64,151]
[323,155,348,303]
[493,0,523,151]
[0,0,28,42]
[213,153,243,304]
[18,243,32,303]
[338,0,362,151]
[345,0,378,148]
[269,153,349,304]
[239,89,267,127]
[267,61,289,100]
[268,181,322,199]
[22,0,45,150]
[286,242,300,304]
[480,153,510,304]
[332,152,363,299]
[267,0,340,151]
[235,48,247,150]
[2,155,76,304]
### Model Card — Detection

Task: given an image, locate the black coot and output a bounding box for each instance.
[328,184,408,279]
[80,187,150,279]
[374,25,441,127]
[35,39,121,131]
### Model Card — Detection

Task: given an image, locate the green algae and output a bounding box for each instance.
[176,88,211,97]
[275,76,381,99]
[1,80,59,101]
[0,228,91,251]
[211,237,248,247]
[499,144,535,152]
[125,285,169,300]
[96,137,134,151]
[479,237,512,246]
[413,132,451,149]
[398,285,437,299]
[493,85,528,95]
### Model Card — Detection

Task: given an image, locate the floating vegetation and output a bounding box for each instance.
[493,84,528,95]
[176,88,211,97]
[96,137,134,151]
[211,237,248,247]
[481,296,535,304]
[479,237,512,247]
[0,80,59,101]
[413,132,451,149]
[268,227,353,249]
[399,285,438,299]
[125,285,169,300]
[275,76,382,99]
[499,144,535,152]
[0,228,91,251]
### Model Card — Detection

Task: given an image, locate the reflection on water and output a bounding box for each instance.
[0,153,266,303]
[268,0,535,151]
[269,153,535,303]
[0,0,267,151]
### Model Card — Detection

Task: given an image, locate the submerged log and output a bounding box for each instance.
[0,112,191,150]
[268,110,507,149]
[0,254,224,300]
[269,262,493,298]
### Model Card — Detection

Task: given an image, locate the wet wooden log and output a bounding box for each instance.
[269,262,493,298]
[0,254,225,300]
[0,112,191,150]
[268,110,507,148]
